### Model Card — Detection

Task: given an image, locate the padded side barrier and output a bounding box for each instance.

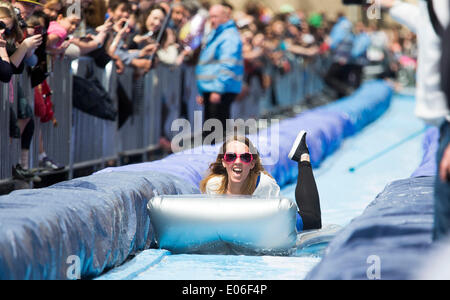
[0,172,198,280]
[0,81,393,279]
[317,80,393,136]
[411,126,440,178]
[306,176,435,280]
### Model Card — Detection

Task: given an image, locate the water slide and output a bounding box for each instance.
[0,81,440,280]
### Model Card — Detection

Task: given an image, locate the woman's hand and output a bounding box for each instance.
[96,17,113,33]
[47,39,71,59]
[0,37,6,48]
[11,35,42,67]
[21,34,43,52]
[115,58,125,74]
[0,37,9,62]
[139,43,159,58]
[113,18,129,33]
[133,35,154,46]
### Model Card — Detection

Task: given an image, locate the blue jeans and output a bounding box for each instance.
[433,121,450,241]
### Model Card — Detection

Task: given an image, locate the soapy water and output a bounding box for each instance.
[98,93,426,280]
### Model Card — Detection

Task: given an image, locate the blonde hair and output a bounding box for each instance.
[200,136,273,195]
[0,1,23,42]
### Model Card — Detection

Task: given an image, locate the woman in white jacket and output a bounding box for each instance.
[200,133,322,231]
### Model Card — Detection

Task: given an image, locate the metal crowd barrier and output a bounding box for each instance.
[71,57,118,171]
[30,58,73,171]
[1,53,327,182]
[118,64,161,157]
[0,78,21,181]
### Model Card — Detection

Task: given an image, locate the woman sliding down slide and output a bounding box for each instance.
[200,132,322,231]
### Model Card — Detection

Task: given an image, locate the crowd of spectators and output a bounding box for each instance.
[0,0,418,182]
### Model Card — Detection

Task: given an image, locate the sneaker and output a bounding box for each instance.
[288,131,309,162]
[39,157,65,171]
[12,164,42,183]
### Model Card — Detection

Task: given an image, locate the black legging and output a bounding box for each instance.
[21,118,35,150]
[296,161,322,230]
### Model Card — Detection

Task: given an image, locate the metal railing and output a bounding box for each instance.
[0,54,328,181]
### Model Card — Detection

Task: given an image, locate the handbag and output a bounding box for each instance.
[72,71,117,121]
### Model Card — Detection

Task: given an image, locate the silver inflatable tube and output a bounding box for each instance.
[148,195,299,256]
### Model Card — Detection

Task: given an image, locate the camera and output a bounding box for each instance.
[34,26,47,36]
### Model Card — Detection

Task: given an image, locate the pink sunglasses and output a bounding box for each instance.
[223,152,254,164]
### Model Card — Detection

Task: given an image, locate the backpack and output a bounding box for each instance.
[34,80,55,123]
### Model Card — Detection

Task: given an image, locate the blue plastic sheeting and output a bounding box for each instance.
[0,80,392,280]
[411,127,440,178]
[317,80,393,137]
[0,172,198,280]
[306,126,439,280]
[306,176,435,280]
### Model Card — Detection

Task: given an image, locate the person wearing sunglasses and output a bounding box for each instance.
[200,132,322,231]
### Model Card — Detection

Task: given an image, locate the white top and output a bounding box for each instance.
[390,0,450,126]
[205,172,281,197]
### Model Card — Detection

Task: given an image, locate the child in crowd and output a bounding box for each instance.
[46,6,81,54]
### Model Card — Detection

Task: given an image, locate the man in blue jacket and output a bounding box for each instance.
[196,4,243,143]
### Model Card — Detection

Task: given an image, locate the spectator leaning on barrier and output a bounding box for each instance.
[6,0,46,182]
[46,5,81,55]
[104,0,132,74]
[196,3,244,143]
[108,3,165,77]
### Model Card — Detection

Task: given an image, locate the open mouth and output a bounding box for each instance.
[232,166,243,175]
